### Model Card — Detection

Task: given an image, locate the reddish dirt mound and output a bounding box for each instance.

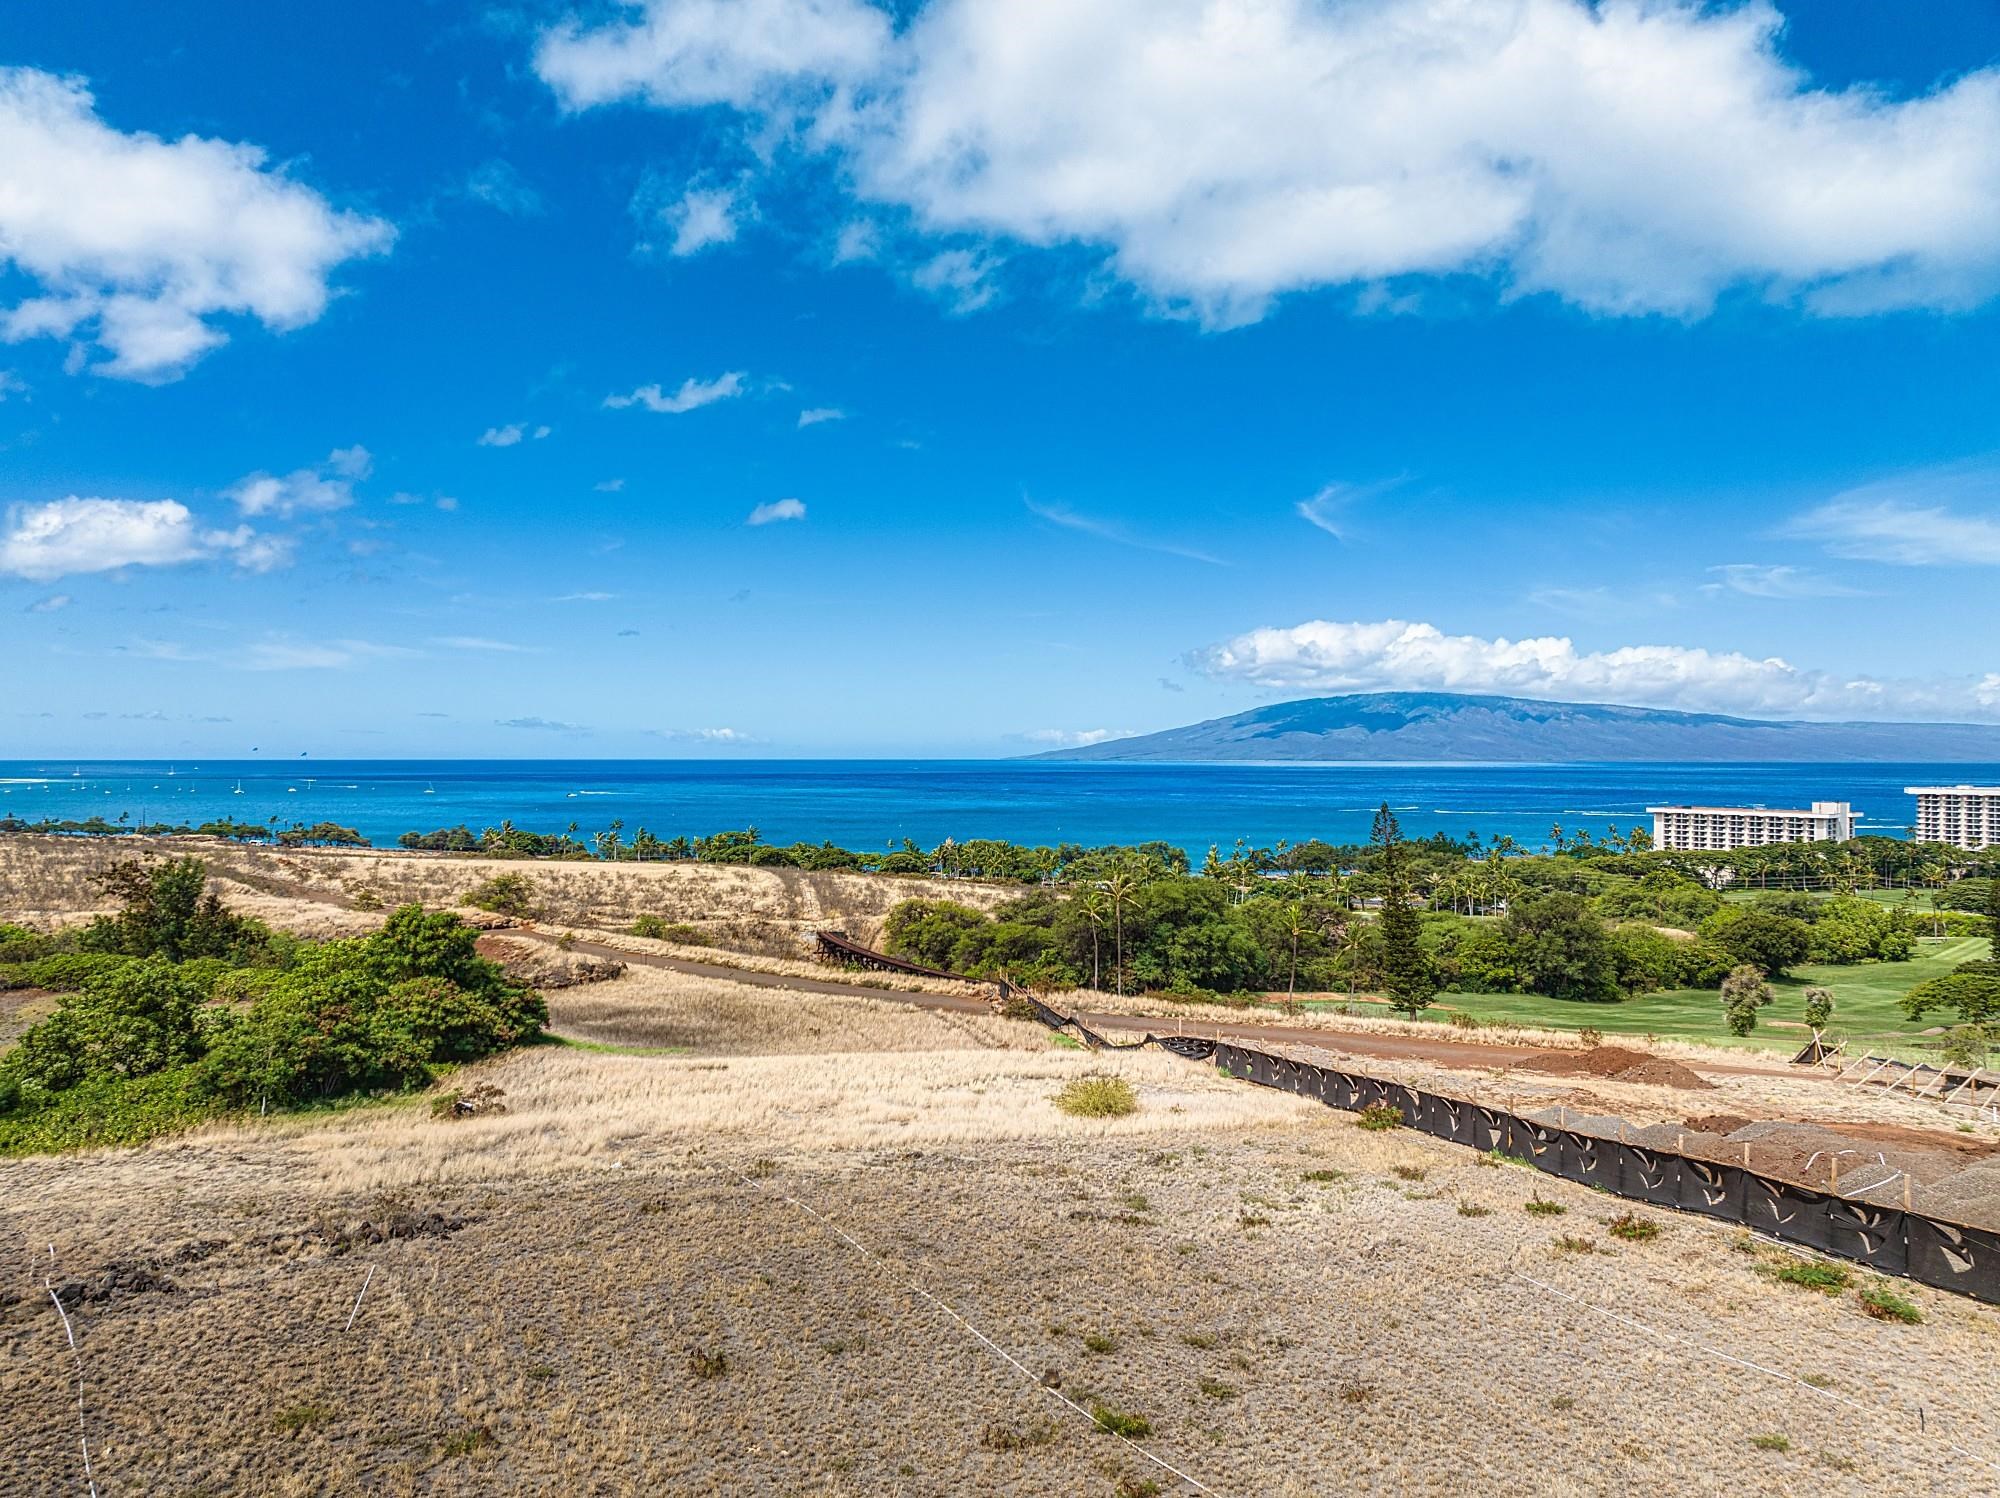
[1683,1113,1754,1135]
[1528,1045,1713,1091]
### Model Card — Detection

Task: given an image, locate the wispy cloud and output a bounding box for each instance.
[550,590,615,603]
[1703,563,1863,599]
[652,726,760,744]
[241,638,414,671]
[604,372,746,414]
[594,477,625,492]
[1296,484,1355,538]
[1025,498,1224,566]
[798,407,845,428]
[747,497,806,526]
[1785,463,2000,565]
[432,635,534,653]
[496,715,587,732]
[25,593,69,613]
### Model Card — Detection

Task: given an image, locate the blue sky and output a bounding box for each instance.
[6,0,2000,757]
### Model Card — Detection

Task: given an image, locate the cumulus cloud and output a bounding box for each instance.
[535,0,889,111]
[797,406,845,427]
[479,424,525,447]
[604,371,746,413]
[747,497,806,525]
[0,67,391,380]
[652,725,761,744]
[226,446,366,518]
[0,497,284,580]
[1020,727,1135,747]
[1190,616,2000,721]
[536,0,2000,326]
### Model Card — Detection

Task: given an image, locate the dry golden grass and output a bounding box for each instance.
[8,836,2000,1495]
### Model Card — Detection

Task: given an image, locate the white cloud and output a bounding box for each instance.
[604,371,746,413]
[747,497,806,525]
[242,638,411,671]
[665,184,743,256]
[1296,484,1358,539]
[463,159,544,217]
[479,423,525,447]
[535,0,889,112]
[832,219,880,264]
[0,67,391,380]
[1191,616,2000,721]
[552,590,617,602]
[1703,563,1862,599]
[0,496,284,580]
[25,593,69,612]
[497,715,587,732]
[1021,726,1134,747]
[537,0,2000,326]
[1026,497,1223,566]
[797,406,845,427]
[1785,464,2000,565]
[328,444,372,479]
[0,371,26,400]
[910,248,999,314]
[653,725,761,744]
[595,477,627,492]
[432,635,534,653]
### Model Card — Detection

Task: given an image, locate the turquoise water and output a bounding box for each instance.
[2,759,1990,857]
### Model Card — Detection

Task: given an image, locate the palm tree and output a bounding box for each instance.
[1102,867,1140,997]
[1075,888,1108,989]
[1281,902,1311,1013]
[1337,922,1369,998]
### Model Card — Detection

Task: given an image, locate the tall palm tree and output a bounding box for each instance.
[1102,867,1140,997]
[1075,888,1108,989]
[1281,902,1311,1013]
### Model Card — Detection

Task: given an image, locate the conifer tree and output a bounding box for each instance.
[1372,803,1437,1018]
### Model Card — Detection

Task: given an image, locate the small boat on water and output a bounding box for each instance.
[424,783,436,794]
[233,781,245,795]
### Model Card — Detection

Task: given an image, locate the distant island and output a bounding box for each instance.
[1026,692,2000,763]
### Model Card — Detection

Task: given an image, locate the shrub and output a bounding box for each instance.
[1355,1102,1402,1132]
[1765,1255,1851,1294]
[1608,1213,1660,1243]
[1392,1165,1426,1181]
[1524,1196,1566,1217]
[687,1346,728,1379]
[1721,964,1774,1037]
[1456,1203,1492,1217]
[1054,1076,1137,1118]
[1553,1234,1596,1254]
[630,915,710,945]
[1750,1434,1790,1453]
[461,873,539,918]
[1858,1281,1922,1324]
[1090,1403,1151,1439]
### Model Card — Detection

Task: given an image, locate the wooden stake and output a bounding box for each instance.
[1829,1157,1839,1194]
[1743,1143,1752,1167]
[1904,1174,1913,1211]
[1677,1130,1685,1153]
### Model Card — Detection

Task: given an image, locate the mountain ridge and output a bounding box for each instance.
[1026,692,2000,763]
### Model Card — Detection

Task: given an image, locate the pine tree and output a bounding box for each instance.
[1372,803,1437,1018]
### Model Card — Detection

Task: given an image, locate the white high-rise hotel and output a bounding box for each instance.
[1648,802,1857,852]
[1906,785,2000,850]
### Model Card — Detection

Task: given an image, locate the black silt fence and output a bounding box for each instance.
[1015,1003,2000,1305]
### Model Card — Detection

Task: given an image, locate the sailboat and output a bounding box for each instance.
[424,783,436,795]
[233,781,245,795]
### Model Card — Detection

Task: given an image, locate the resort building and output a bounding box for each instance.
[1647,801,1857,852]
[1905,785,2000,850]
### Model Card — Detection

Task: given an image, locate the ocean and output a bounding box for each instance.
[3,759,1994,857]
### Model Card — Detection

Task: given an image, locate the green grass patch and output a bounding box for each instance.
[1355,1103,1402,1132]
[1763,1254,1852,1294]
[1524,1195,1566,1217]
[1090,1403,1152,1439]
[1858,1281,1923,1324]
[542,1033,691,1057]
[1608,1213,1660,1243]
[1750,1434,1790,1453]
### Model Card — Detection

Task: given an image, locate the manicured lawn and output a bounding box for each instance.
[1305,937,1988,1057]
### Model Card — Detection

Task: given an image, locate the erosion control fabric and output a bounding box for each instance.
[1040,1009,2000,1305]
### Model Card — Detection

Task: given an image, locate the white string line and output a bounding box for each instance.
[1513,1273,2000,1477]
[725,1165,1222,1497]
[344,1265,375,1333]
[44,1278,99,1498]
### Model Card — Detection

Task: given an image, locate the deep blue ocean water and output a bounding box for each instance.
[4,760,1995,857]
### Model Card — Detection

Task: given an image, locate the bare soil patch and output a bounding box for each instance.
[1531,1045,1715,1091]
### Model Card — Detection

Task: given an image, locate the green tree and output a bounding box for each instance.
[1502,892,1618,1001]
[1901,962,2000,1027]
[78,858,268,963]
[1102,865,1141,998]
[1372,804,1437,1018]
[1700,907,1812,977]
[1801,986,1834,1034]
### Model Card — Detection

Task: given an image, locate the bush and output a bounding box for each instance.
[1355,1102,1402,1132]
[1765,1255,1851,1294]
[1701,908,1812,977]
[629,915,710,945]
[1721,964,1774,1037]
[1608,1212,1659,1242]
[461,873,539,918]
[78,857,274,964]
[1054,1076,1137,1118]
[1858,1281,1922,1324]
[1089,1404,1152,1439]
